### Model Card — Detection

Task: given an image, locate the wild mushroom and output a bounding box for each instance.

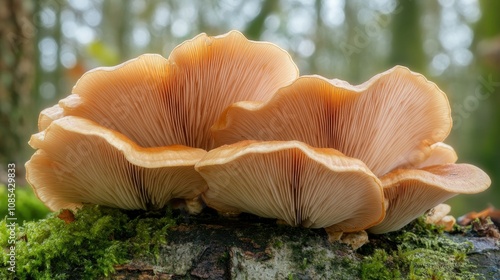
[39,30,298,150]
[26,116,207,211]
[339,231,369,250]
[28,30,299,212]
[210,66,490,233]
[212,66,451,176]
[415,142,457,168]
[195,140,385,233]
[425,204,456,231]
[368,164,490,234]
[38,104,64,131]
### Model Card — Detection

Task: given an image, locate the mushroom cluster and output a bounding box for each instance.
[27,31,491,237]
[27,31,298,212]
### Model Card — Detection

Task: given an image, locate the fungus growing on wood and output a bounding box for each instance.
[415,142,457,168]
[26,116,207,211]
[28,30,299,212]
[367,164,490,234]
[38,104,64,131]
[209,66,490,233]
[40,30,298,150]
[212,66,451,176]
[195,140,385,233]
[425,204,456,231]
[26,30,491,239]
[458,206,500,227]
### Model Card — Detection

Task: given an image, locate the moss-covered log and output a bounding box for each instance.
[1,206,499,279]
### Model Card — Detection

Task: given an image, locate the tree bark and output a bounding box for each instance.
[109,210,500,279]
[0,0,35,169]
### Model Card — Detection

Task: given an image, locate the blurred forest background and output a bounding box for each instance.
[1,0,499,221]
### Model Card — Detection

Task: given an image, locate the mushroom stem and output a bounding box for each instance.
[324,227,343,243]
[340,231,369,250]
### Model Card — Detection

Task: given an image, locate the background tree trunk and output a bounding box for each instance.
[389,0,425,73]
[0,0,35,178]
[473,0,500,197]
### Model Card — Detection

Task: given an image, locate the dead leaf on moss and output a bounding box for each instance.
[57,209,75,224]
[458,206,500,228]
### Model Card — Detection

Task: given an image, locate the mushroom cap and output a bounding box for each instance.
[425,203,452,224]
[26,116,207,211]
[212,66,452,176]
[43,30,298,150]
[415,142,457,168]
[38,104,64,131]
[195,140,385,232]
[368,163,491,234]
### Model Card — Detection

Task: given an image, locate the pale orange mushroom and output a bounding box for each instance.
[26,116,207,211]
[415,142,457,168]
[195,140,385,233]
[27,30,491,237]
[210,66,491,233]
[368,164,490,234]
[425,204,456,231]
[38,104,64,131]
[29,31,299,212]
[212,66,452,176]
[39,30,299,150]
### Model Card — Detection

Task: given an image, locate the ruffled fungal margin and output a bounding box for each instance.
[38,104,64,131]
[38,30,299,150]
[28,30,299,212]
[212,66,452,176]
[195,140,385,233]
[368,164,491,234]
[26,29,491,240]
[211,66,491,234]
[26,116,207,211]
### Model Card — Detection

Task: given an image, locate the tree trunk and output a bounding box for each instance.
[0,0,35,170]
[110,210,500,279]
[389,0,425,73]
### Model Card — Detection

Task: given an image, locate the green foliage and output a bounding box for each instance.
[0,205,175,279]
[0,185,51,223]
[359,217,479,280]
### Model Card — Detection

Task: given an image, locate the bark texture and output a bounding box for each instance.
[110,210,500,280]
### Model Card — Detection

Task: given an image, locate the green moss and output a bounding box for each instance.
[0,206,485,279]
[291,246,316,271]
[285,230,358,278]
[358,217,479,280]
[0,205,175,279]
[0,185,51,223]
[360,249,400,279]
[273,239,283,249]
[218,251,230,266]
[280,216,481,279]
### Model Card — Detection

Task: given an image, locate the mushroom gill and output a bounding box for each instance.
[28,30,299,212]
[26,116,207,211]
[26,30,491,237]
[195,140,385,232]
[212,66,452,176]
[38,30,299,150]
[210,66,490,233]
[368,163,491,234]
